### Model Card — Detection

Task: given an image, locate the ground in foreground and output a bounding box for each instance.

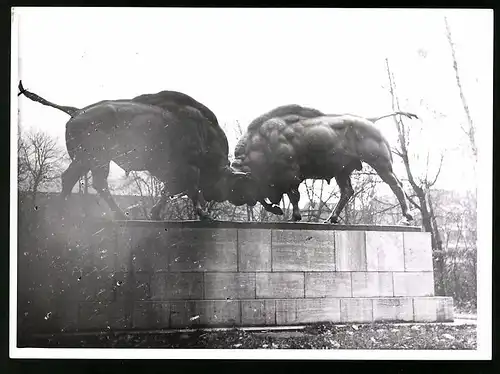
[22,322,476,349]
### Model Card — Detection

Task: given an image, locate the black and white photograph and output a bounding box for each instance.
[10,7,492,359]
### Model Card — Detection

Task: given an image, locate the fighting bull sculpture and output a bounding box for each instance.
[229,104,417,224]
[18,81,248,221]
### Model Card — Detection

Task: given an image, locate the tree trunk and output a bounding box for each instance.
[471,249,477,303]
[84,172,89,194]
[30,179,40,209]
[246,205,254,222]
[315,180,325,222]
[426,191,445,295]
[231,205,238,221]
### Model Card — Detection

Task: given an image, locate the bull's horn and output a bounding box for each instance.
[233,170,250,177]
[224,164,250,177]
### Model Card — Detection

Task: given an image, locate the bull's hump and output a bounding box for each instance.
[246,104,324,133]
[301,115,390,149]
[77,100,163,118]
[107,101,165,114]
[299,115,343,126]
[300,115,370,130]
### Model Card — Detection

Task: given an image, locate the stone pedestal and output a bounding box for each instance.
[18,221,454,334]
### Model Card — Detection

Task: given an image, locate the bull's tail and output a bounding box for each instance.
[368,111,418,123]
[18,81,81,117]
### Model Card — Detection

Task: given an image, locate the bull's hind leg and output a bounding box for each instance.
[371,163,413,222]
[287,187,302,221]
[91,163,127,220]
[58,161,90,219]
[325,173,354,224]
[60,161,90,200]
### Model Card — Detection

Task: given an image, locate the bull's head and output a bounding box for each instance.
[202,162,253,203]
[224,161,261,207]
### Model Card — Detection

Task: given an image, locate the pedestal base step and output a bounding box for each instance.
[72,296,454,331]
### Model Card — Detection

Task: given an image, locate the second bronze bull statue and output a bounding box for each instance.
[229,104,417,224]
[18,81,249,221]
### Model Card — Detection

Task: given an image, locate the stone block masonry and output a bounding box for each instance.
[271,230,335,271]
[18,221,453,335]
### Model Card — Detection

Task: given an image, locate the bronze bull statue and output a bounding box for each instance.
[18,81,249,221]
[229,104,417,224]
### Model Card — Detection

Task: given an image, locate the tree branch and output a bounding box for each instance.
[391,147,404,159]
[385,57,424,199]
[405,193,422,211]
[444,16,477,160]
[428,153,445,188]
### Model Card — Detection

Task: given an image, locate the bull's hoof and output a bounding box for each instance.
[197,209,213,222]
[150,208,161,221]
[324,217,339,224]
[404,213,414,221]
[398,217,412,226]
[291,214,302,222]
[198,214,213,222]
[268,205,284,216]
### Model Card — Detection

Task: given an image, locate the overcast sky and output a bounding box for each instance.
[13,7,492,197]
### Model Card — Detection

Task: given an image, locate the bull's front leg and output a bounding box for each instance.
[91,164,128,220]
[185,165,212,221]
[325,173,354,224]
[150,189,169,220]
[190,188,212,221]
[287,187,302,221]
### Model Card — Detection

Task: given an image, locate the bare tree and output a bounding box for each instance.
[433,189,477,309]
[116,171,172,219]
[17,124,30,187]
[342,172,382,225]
[385,57,447,295]
[18,128,66,206]
[444,16,477,161]
[301,179,335,222]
